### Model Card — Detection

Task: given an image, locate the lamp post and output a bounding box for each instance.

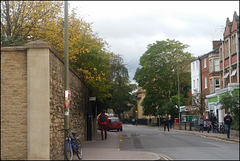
[177,61,181,130]
[64,1,70,160]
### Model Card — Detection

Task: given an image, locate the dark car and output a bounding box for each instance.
[107,117,122,131]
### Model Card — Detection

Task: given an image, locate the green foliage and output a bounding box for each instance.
[1,35,25,47]
[1,1,135,115]
[134,39,194,116]
[220,92,239,130]
[107,55,137,116]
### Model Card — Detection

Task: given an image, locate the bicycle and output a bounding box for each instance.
[59,128,83,160]
[216,122,225,134]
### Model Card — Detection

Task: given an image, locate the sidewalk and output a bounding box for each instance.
[170,127,239,143]
[82,130,160,160]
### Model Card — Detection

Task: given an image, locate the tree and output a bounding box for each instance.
[108,54,137,117]
[1,1,135,116]
[219,91,239,130]
[134,39,194,116]
[1,1,63,46]
[186,92,207,116]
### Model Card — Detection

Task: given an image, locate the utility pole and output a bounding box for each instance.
[177,61,181,130]
[64,1,70,160]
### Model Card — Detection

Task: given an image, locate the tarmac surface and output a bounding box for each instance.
[57,124,239,160]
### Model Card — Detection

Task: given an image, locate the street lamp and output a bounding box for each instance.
[177,60,181,130]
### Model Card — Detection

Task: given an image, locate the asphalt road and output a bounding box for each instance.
[120,124,239,160]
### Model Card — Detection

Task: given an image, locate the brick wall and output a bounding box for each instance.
[1,47,28,159]
[201,57,210,94]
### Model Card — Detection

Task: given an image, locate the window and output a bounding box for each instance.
[196,61,198,70]
[205,77,207,88]
[210,78,213,93]
[197,79,199,88]
[215,78,220,89]
[214,59,219,71]
[219,46,223,61]
[193,80,195,88]
[204,58,207,68]
[224,39,229,58]
[209,59,213,73]
[231,34,236,54]
[193,62,195,71]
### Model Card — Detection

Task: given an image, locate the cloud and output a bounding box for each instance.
[69,1,239,82]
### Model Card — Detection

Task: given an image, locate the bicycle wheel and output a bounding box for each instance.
[65,138,73,160]
[76,139,83,160]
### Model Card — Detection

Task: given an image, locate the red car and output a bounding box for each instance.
[107,117,122,131]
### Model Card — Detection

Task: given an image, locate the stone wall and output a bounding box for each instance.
[1,47,28,160]
[1,41,91,160]
[49,45,90,160]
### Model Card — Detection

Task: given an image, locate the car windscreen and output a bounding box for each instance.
[109,119,120,123]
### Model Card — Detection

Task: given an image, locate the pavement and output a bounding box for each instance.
[57,124,239,160]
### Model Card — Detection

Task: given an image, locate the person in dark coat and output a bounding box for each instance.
[210,113,217,133]
[224,111,232,139]
[163,114,170,132]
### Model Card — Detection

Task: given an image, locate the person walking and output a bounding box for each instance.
[163,114,170,132]
[224,111,232,139]
[199,115,204,132]
[210,113,217,133]
[98,110,109,140]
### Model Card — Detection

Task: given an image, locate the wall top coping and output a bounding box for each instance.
[1,46,26,51]
[24,40,52,49]
[1,40,54,52]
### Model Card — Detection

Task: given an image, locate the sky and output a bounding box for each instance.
[69,1,239,83]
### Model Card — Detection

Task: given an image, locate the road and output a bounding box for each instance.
[119,124,239,160]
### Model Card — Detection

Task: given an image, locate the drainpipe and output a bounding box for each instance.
[222,41,225,88]
[229,37,231,84]
[236,32,239,83]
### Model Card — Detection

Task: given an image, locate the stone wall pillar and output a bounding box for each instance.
[25,41,51,159]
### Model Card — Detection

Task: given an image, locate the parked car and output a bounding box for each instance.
[107,117,122,131]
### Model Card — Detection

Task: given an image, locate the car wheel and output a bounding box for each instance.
[120,128,122,131]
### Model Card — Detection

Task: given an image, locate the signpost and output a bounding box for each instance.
[64,1,69,160]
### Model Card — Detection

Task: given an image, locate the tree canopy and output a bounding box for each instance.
[134,39,195,117]
[1,1,136,115]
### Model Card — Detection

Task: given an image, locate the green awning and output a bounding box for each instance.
[208,97,218,103]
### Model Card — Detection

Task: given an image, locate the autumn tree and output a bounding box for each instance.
[1,1,63,46]
[134,39,195,116]
[1,1,136,115]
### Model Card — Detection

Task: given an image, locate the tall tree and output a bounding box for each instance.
[108,54,137,117]
[134,39,194,116]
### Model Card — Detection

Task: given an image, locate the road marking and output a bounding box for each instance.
[159,154,173,160]
[119,134,123,150]
[200,135,239,143]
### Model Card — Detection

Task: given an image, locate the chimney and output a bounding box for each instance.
[212,40,221,49]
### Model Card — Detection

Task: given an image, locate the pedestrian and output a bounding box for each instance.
[98,110,109,140]
[163,114,170,132]
[224,111,232,139]
[169,116,174,129]
[199,115,204,132]
[210,113,217,133]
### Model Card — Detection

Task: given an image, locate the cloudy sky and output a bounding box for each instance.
[69,1,239,82]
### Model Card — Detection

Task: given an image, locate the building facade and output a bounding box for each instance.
[191,12,239,123]
[206,11,239,123]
